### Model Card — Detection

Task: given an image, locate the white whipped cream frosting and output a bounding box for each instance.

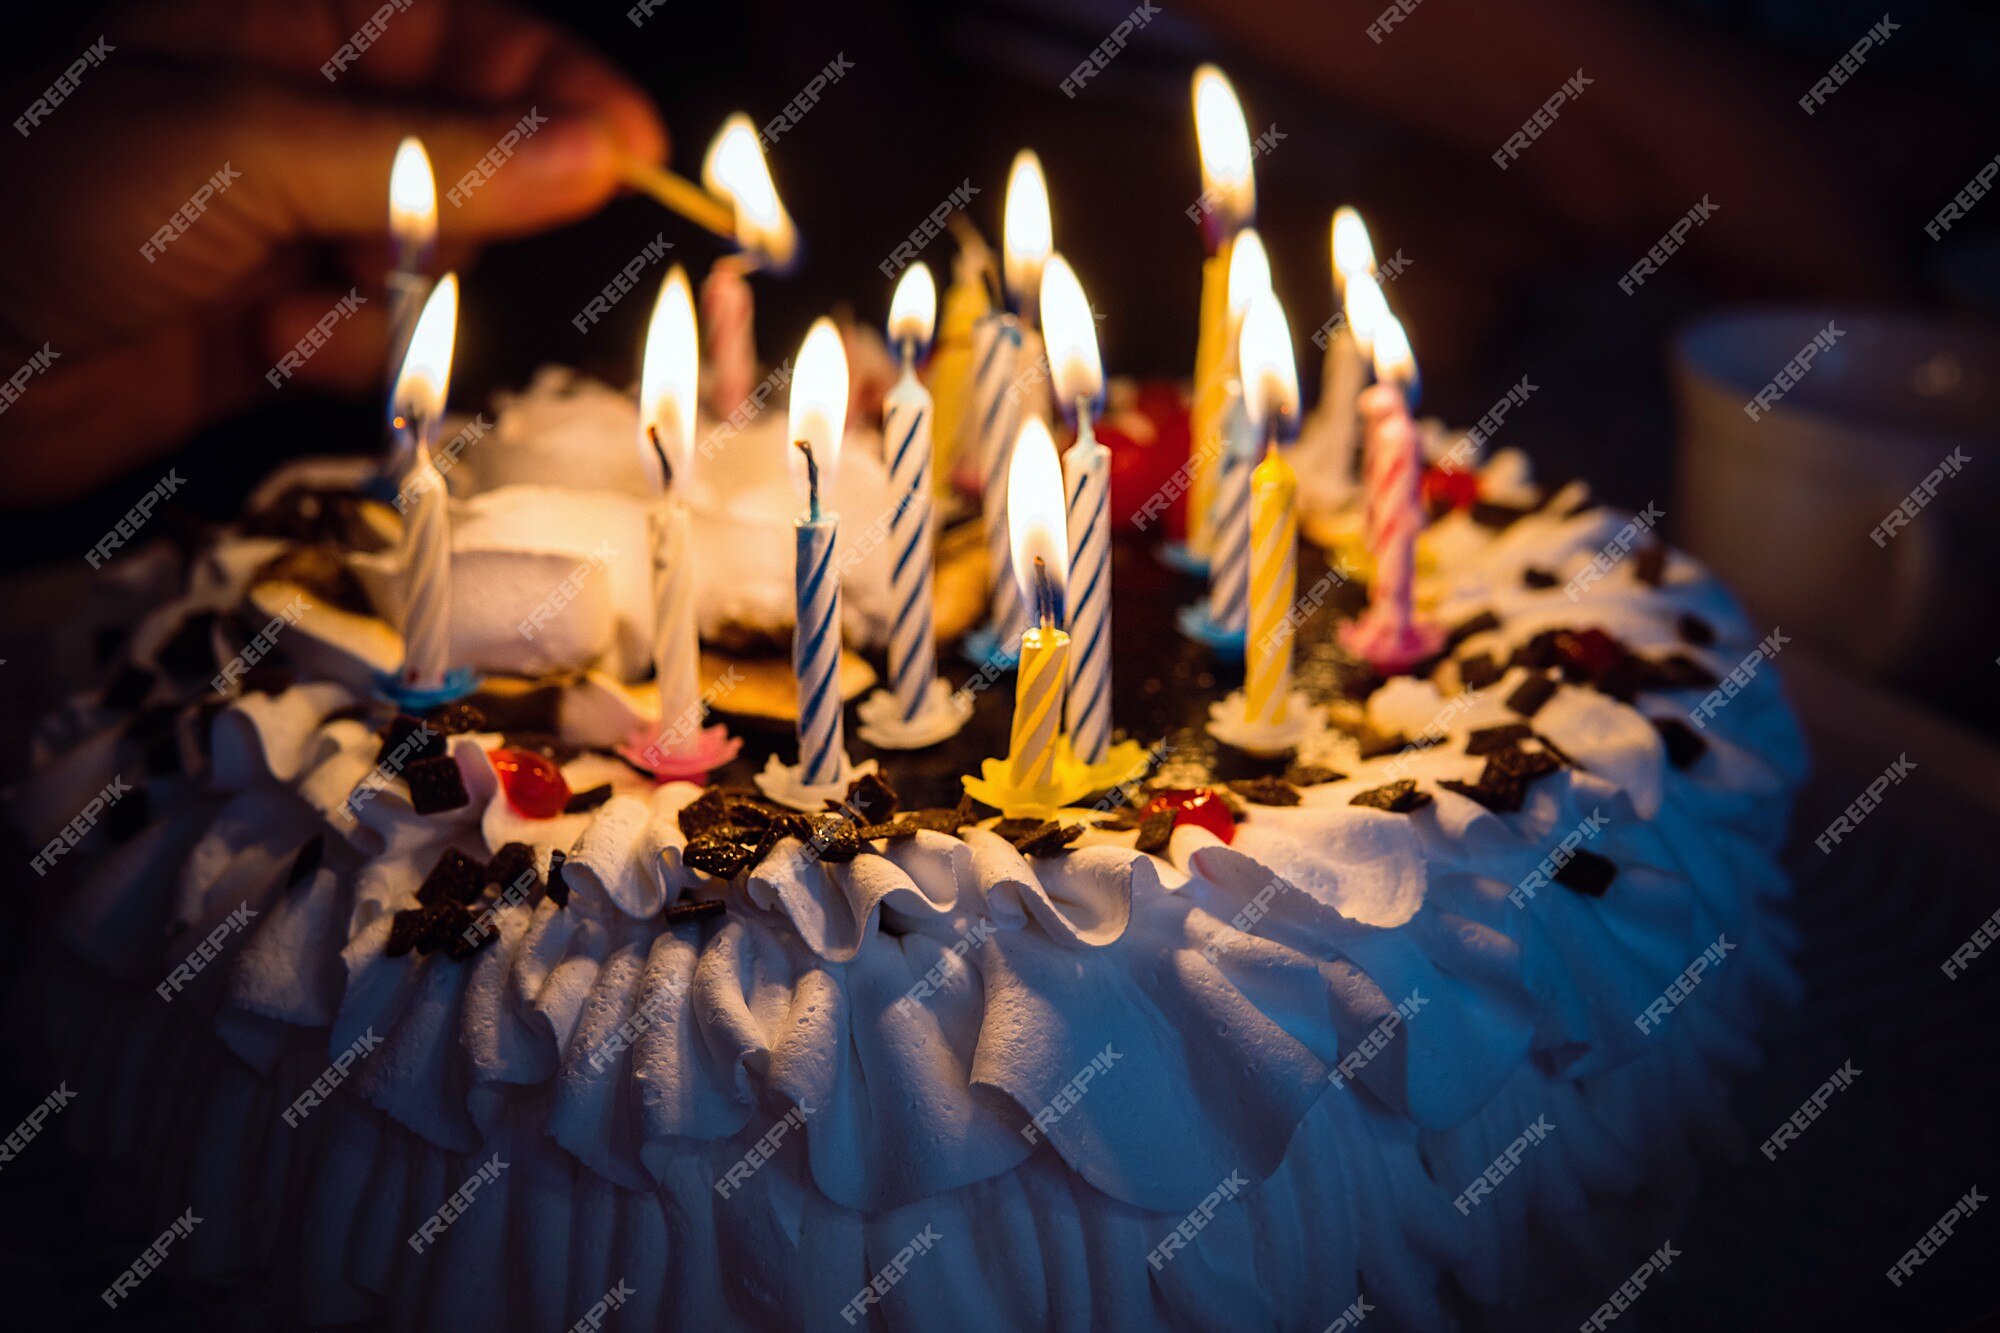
[24,462,1807,1331]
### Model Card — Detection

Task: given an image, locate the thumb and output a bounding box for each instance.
[235,85,623,243]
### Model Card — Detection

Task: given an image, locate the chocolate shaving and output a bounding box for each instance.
[1458,653,1504,691]
[1651,717,1708,769]
[1554,848,1617,896]
[1438,777,1524,813]
[1227,776,1301,807]
[406,755,470,815]
[1522,567,1559,590]
[905,796,979,836]
[1676,613,1716,647]
[1283,764,1345,787]
[800,814,864,863]
[1649,653,1720,690]
[417,848,487,906]
[1350,780,1432,813]
[1446,610,1501,648]
[666,898,727,925]
[842,771,900,824]
[1012,821,1083,858]
[1506,671,1558,718]
[286,833,326,888]
[563,784,614,815]
[1465,723,1534,756]
[684,832,758,878]
[1486,746,1561,782]
[547,850,570,908]
[1135,808,1176,856]
[1634,544,1668,587]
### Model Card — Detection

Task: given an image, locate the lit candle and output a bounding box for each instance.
[1042,253,1112,765]
[1340,311,1443,673]
[700,115,796,419]
[383,137,436,477]
[639,266,701,736]
[932,233,992,495]
[1322,206,1377,490]
[970,151,1053,662]
[883,263,939,722]
[1005,418,1070,790]
[1203,232,1273,643]
[1343,277,1394,546]
[788,319,851,787]
[1240,290,1302,727]
[391,274,459,691]
[1185,66,1256,562]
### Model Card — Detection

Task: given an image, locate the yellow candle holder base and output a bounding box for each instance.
[1206,690,1325,757]
[963,737,1150,820]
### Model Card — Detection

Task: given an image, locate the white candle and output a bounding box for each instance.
[973,312,1027,651]
[639,267,702,741]
[383,137,436,476]
[788,319,850,787]
[1206,389,1255,635]
[390,274,460,691]
[884,264,939,722]
[1043,254,1112,765]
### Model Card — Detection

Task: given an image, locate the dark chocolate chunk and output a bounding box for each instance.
[1013,821,1083,858]
[1509,631,1563,672]
[547,850,570,908]
[417,847,487,906]
[1652,717,1708,770]
[1649,653,1719,690]
[800,814,864,863]
[406,755,470,815]
[426,701,488,736]
[286,833,326,888]
[1283,764,1345,787]
[1553,848,1618,896]
[421,901,474,955]
[1465,723,1534,756]
[1506,672,1558,718]
[905,796,979,836]
[1470,501,1533,529]
[666,898,727,925]
[991,817,1047,844]
[563,784,614,815]
[1634,544,1668,588]
[1522,567,1559,590]
[107,787,149,843]
[843,771,900,824]
[1445,610,1501,648]
[855,820,914,841]
[685,832,757,878]
[1486,747,1561,782]
[102,664,156,711]
[486,842,541,897]
[1227,776,1302,807]
[385,905,441,956]
[1356,728,1412,760]
[154,612,218,678]
[1676,613,1716,647]
[1459,653,1504,690]
[1350,779,1432,813]
[1438,777,1525,813]
[1135,808,1177,856]
[378,713,446,766]
[446,913,499,960]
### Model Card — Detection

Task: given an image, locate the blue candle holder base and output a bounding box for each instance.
[374,666,482,712]
[1175,604,1247,660]
[1155,541,1211,578]
[960,625,1020,673]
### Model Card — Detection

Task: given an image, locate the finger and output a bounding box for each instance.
[257,285,393,395]
[231,82,624,241]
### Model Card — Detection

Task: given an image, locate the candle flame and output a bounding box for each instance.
[389,137,436,253]
[1192,65,1255,233]
[1343,275,1390,357]
[1330,206,1376,285]
[1370,308,1416,385]
[1039,253,1101,413]
[702,114,797,270]
[1226,228,1272,321]
[1007,416,1068,614]
[639,266,698,487]
[1239,288,1299,435]
[1002,149,1052,319]
[392,272,458,431]
[788,317,849,500]
[887,261,937,351]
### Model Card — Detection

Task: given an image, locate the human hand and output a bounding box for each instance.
[0,0,667,504]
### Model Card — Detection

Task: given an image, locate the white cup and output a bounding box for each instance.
[1671,309,1999,681]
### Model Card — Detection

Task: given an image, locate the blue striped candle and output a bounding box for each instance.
[1206,388,1254,634]
[793,497,845,788]
[1063,418,1111,764]
[884,369,935,721]
[972,313,1028,652]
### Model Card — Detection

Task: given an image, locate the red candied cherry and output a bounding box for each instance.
[1142,787,1237,844]
[490,747,572,819]
[1422,464,1481,513]
[1554,628,1625,680]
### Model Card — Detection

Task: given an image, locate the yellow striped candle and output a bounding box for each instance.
[1005,418,1071,789]
[1186,242,1232,555]
[1188,66,1257,555]
[1245,445,1297,726]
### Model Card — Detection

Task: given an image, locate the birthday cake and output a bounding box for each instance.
[13,402,1805,1329]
